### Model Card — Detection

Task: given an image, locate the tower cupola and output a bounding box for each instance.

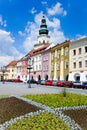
[39,15,49,35]
[34,13,50,49]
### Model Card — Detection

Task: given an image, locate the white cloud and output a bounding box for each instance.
[0,29,23,67]
[0,30,14,43]
[49,29,66,44]
[23,13,42,52]
[75,34,86,40]
[0,15,7,27]
[31,7,37,14]
[41,1,47,5]
[0,56,14,67]
[47,2,67,16]
[46,17,60,29]
[18,31,25,36]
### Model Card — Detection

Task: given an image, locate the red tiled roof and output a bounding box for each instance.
[17,44,50,62]
[27,44,50,57]
[7,60,17,66]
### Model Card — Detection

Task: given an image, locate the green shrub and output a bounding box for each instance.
[62,87,67,97]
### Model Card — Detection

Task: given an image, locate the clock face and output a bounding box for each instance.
[42,19,45,23]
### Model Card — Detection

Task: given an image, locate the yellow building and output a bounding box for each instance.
[50,40,71,81]
[6,60,17,80]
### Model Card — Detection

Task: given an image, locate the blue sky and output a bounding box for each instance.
[0,0,87,67]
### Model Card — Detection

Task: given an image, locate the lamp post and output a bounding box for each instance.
[27,55,34,88]
[1,66,6,84]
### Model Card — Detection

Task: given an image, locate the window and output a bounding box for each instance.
[39,55,41,60]
[46,54,48,60]
[73,49,76,55]
[73,62,76,68]
[12,69,14,72]
[46,65,48,70]
[57,64,60,70]
[65,47,68,56]
[79,61,82,68]
[85,46,87,53]
[85,60,87,67]
[65,61,68,69]
[52,53,54,60]
[36,57,38,61]
[36,65,38,70]
[78,48,81,54]
[51,64,54,71]
[39,65,41,70]
[57,50,60,59]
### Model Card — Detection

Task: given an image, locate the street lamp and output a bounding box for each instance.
[27,55,34,88]
[1,66,6,84]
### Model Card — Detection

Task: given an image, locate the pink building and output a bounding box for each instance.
[42,49,50,80]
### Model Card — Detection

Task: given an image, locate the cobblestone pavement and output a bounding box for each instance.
[0,82,87,96]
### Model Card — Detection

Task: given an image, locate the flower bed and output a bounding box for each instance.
[23,93,87,107]
[0,96,70,130]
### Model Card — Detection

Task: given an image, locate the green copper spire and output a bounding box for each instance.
[39,14,48,35]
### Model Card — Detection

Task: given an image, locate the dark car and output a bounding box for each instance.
[82,82,87,89]
[37,80,41,84]
[45,80,53,86]
[65,81,73,88]
[73,81,82,88]
[27,79,37,84]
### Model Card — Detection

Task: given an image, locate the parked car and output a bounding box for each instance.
[65,81,73,88]
[37,80,41,85]
[27,79,37,84]
[12,79,23,82]
[23,79,27,83]
[40,80,46,85]
[5,79,13,82]
[45,80,53,86]
[56,81,65,87]
[82,82,87,89]
[52,80,58,86]
[73,81,82,88]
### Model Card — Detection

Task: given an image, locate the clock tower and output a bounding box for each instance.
[34,13,50,49]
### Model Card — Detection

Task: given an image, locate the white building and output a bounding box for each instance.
[69,37,87,82]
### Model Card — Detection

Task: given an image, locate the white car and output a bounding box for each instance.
[73,81,82,88]
[23,79,27,83]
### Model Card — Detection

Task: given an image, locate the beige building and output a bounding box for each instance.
[6,60,17,79]
[69,37,87,81]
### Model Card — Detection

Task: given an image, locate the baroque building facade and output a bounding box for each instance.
[50,40,71,81]
[69,37,87,82]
